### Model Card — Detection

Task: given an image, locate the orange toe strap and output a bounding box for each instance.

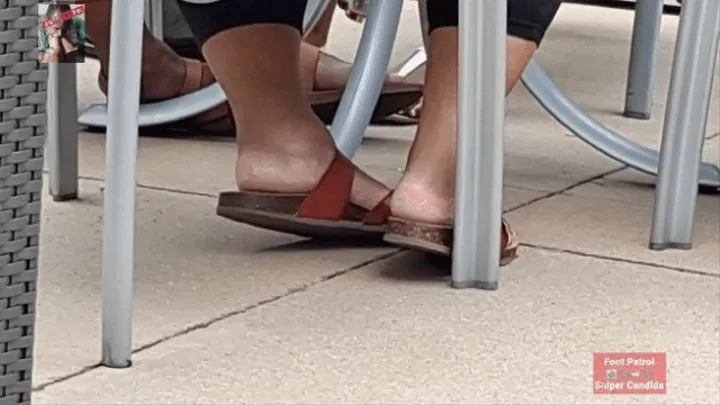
[297,153,355,221]
[363,193,392,225]
[502,218,519,251]
[296,152,391,226]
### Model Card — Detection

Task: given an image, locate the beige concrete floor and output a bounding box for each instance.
[33,3,719,404]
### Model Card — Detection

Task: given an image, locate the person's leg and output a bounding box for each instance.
[177,0,389,222]
[387,0,562,256]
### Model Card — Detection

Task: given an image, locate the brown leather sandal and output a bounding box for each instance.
[310,83,423,126]
[216,152,392,240]
[98,58,233,135]
[383,217,519,266]
[307,50,423,126]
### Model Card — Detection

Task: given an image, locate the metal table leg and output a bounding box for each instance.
[46,63,78,201]
[650,0,720,250]
[624,0,664,119]
[144,0,164,40]
[452,0,507,289]
[331,0,403,157]
[101,0,144,368]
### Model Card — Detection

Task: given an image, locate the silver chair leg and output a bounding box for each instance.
[144,0,164,40]
[418,0,430,50]
[390,1,430,79]
[360,0,428,96]
[96,0,331,368]
[46,63,78,201]
[650,0,720,250]
[304,0,331,31]
[521,62,720,188]
[452,0,507,290]
[624,0,664,119]
[391,46,427,79]
[78,0,329,129]
[101,0,145,369]
[331,0,403,157]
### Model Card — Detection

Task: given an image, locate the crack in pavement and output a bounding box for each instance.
[31,250,403,392]
[521,242,718,278]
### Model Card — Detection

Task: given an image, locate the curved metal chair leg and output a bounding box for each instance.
[331,0,403,157]
[78,0,331,128]
[521,61,720,187]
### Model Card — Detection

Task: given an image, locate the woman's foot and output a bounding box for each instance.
[96,35,213,102]
[197,25,393,238]
[386,178,518,263]
[220,119,393,239]
[233,121,391,213]
[377,28,528,263]
[83,0,212,103]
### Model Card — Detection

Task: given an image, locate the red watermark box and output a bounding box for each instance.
[593,352,667,395]
[41,5,85,29]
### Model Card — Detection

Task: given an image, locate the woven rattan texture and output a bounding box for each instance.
[0,0,46,403]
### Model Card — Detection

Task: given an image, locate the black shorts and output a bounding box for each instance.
[178,0,562,46]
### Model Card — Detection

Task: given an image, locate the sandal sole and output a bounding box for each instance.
[312,88,423,125]
[217,205,385,241]
[384,218,518,266]
[217,189,388,242]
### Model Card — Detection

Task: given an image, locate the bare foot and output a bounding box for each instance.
[234,120,391,211]
[98,35,214,101]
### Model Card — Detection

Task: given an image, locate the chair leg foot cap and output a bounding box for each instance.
[451,280,499,290]
[649,242,692,251]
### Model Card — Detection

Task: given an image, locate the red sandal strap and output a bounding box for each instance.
[297,152,355,221]
[363,192,392,225]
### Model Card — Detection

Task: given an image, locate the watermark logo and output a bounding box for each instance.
[593,352,667,395]
[38,3,88,64]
